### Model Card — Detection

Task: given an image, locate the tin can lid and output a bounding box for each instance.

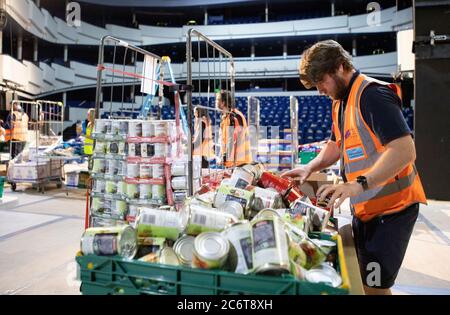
[194,232,230,261]
[174,235,195,263]
[159,247,180,266]
[254,263,290,276]
[305,263,342,287]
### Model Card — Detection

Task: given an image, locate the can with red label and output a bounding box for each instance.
[258,172,292,197]
[284,186,305,205]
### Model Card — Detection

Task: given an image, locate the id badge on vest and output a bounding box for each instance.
[344,129,367,163]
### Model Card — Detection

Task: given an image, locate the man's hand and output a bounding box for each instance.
[281,165,312,185]
[316,181,364,209]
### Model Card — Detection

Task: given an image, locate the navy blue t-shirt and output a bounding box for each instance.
[330,73,411,146]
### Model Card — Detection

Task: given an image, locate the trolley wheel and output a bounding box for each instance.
[10,183,17,191]
[56,183,62,189]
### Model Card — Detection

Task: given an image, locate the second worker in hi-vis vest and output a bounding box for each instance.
[282,40,427,295]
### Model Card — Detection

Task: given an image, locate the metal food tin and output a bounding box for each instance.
[94,141,107,154]
[103,119,112,134]
[305,263,342,288]
[229,167,254,189]
[136,207,187,240]
[116,181,127,195]
[251,186,284,211]
[80,225,137,259]
[119,120,129,135]
[106,159,119,176]
[112,200,128,219]
[221,221,253,274]
[173,235,196,266]
[139,164,152,179]
[126,183,139,199]
[284,186,305,205]
[126,205,140,224]
[139,184,152,199]
[107,141,126,155]
[152,164,165,178]
[242,163,265,183]
[252,208,285,221]
[183,204,236,236]
[154,143,168,157]
[91,216,124,228]
[91,197,104,212]
[128,121,142,137]
[192,232,230,269]
[213,185,254,211]
[141,121,154,137]
[127,163,139,178]
[93,179,105,193]
[118,161,127,176]
[218,200,244,220]
[258,172,292,197]
[94,119,107,134]
[159,247,180,266]
[251,216,290,276]
[111,120,121,135]
[152,184,166,201]
[173,190,188,204]
[92,159,106,173]
[141,143,155,158]
[154,121,168,137]
[128,143,141,157]
[171,161,187,177]
[171,176,188,190]
[105,181,118,194]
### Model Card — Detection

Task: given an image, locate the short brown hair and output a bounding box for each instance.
[299,40,354,89]
[217,90,234,110]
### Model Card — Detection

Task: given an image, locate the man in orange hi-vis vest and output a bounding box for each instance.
[3,102,29,158]
[216,90,252,168]
[282,40,426,295]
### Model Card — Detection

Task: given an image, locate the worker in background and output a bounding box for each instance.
[193,106,214,168]
[216,90,252,167]
[282,40,427,295]
[3,102,29,158]
[83,108,95,156]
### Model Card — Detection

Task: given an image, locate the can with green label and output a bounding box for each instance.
[136,207,188,241]
[80,225,137,259]
[183,203,236,236]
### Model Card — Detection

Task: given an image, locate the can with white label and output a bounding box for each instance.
[92,159,106,174]
[251,187,284,211]
[214,185,254,211]
[139,184,152,200]
[108,141,126,155]
[152,184,166,201]
[116,181,127,195]
[192,232,230,269]
[139,164,152,179]
[154,121,168,137]
[111,120,121,135]
[141,143,155,158]
[136,207,188,240]
[127,183,139,199]
[154,143,168,157]
[94,119,107,134]
[218,200,244,220]
[94,141,107,154]
[251,216,290,276]
[112,200,128,219]
[128,143,141,157]
[80,225,137,259]
[173,190,188,204]
[103,120,112,134]
[127,163,139,178]
[128,121,142,137]
[183,204,236,236]
[93,179,106,193]
[171,161,187,177]
[119,120,129,136]
[141,121,154,137]
[229,167,255,189]
[118,161,127,176]
[152,164,165,179]
[127,205,140,224]
[106,159,119,176]
[171,176,188,190]
[222,221,253,274]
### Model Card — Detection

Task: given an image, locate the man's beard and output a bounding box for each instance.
[331,74,348,100]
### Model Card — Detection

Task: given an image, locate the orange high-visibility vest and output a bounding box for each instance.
[193,117,215,159]
[332,73,426,222]
[221,108,252,168]
[4,111,29,141]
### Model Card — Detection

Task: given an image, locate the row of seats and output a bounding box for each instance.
[96,95,414,144]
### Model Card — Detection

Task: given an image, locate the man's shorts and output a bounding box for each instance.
[352,203,419,289]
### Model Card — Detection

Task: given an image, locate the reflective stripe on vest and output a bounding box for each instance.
[84,125,94,155]
[332,74,426,221]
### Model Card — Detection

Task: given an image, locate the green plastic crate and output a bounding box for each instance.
[76,234,350,295]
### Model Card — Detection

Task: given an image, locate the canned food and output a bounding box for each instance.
[229,167,254,189]
[222,221,253,274]
[91,216,124,228]
[92,159,106,173]
[242,163,265,183]
[152,164,165,178]
[110,120,121,135]
[173,190,188,204]
[252,208,285,221]
[91,197,104,212]
[154,143,168,157]
[139,164,152,179]
[154,121,168,137]
[139,184,152,199]
[159,247,180,266]
[108,141,126,155]
[251,216,290,275]
[93,179,105,193]
[80,225,137,259]
[94,119,107,134]
[94,141,107,154]
[141,121,154,137]
[192,232,230,269]
[218,200,244,220]
[171,161,187,177]
[112,200,128,219]
[128,143,141,157]
[136,207,187,240]
[127,204,140,224]
[183,204,236,236]
[141,143,155,158]
[128,121,142,137]
[106,159,119,176]
[305,263,342,288]
[119,120,129,135]
[127,163,139,178]
[126,183,139,199]
[152,184,166,201]
[173,235,196,266]
[214,185,254,211]
[284,186,305,205]
[116,181,127,195]
[171,176,188,190]
[105,181,118,194]
[104,119,112,134]
[258,172,292,197]
[118,161,128,176]
[251,187,284,211]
